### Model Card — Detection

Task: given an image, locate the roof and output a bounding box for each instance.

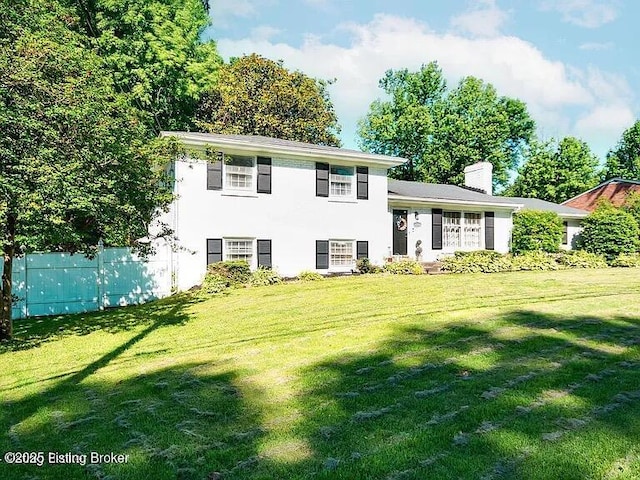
[562,178,640,212]
[500,197,589,218]
[161,131,407,168]
[388,179,589,217]
[388,179,522,209]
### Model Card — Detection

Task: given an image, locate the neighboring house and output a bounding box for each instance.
[562,178,640,212]
[157,132,589,290]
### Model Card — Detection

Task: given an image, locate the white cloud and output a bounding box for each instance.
[579,41,614,51]
[250,25,281,42]
[540,0,619,28]
[217,14,634,158]
[450,0,509,38]
[574,104,635,146]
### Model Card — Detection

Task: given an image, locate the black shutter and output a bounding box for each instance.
[257,239,272,268]
[207,238,223,264]
[485,212,495,250]
[356,241,369,259]
[316,240,329,269]
[562,221,568,245]
[207,152,223,190]
[316,162,329,197]
[432,209,443,250]
[257,156,272,194]
[356,166,369,200]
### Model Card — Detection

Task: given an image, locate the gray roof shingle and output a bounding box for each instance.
[388,179,518,205]
[388,179,589,216]
[499,196,589,216]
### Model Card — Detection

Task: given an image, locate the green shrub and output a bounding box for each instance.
[623,191,640,230]
[383,260,423,275]
[610,252,640,267]
[297,270,323,281]
[249,267,283,286]
[555,250,607,268]
[580,203,640,262]
[206,260,251,286]
[198,272,230,296]
[511,209,563,255]
[441,250,511,273]
[356,257,382,274]
[510,251,559,271]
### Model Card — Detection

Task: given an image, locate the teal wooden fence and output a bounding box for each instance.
[0,246,171,319]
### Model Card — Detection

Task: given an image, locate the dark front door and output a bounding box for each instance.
[392,209,408,255]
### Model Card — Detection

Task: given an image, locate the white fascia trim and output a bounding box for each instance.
[557,213,589,219]
[162,132,407,168]
[388,195,522,211]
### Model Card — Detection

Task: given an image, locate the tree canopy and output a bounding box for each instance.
[0,0,176,339]
[195,54,342,146]
[506,137,599,203]
[600,120,640,181]
[73,0,222,132]
[358,62,535,187]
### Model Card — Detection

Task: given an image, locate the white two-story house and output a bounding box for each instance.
[158,132,589,291]
[159,132,405,290]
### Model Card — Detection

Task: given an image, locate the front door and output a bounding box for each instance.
[392,209,408,255]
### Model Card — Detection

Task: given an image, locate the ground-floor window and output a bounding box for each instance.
[225,238,253,263]
[330,240,354,267]
[443,211,482,249]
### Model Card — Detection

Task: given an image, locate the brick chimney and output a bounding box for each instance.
[464,162,493,195]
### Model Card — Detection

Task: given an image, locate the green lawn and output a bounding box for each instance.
[2,269,640,480]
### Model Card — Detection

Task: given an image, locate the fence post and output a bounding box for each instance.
[97,239,105,310]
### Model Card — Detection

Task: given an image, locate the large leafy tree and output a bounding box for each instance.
[600,120,640,181]
[358,62,535,187]
[0,0,174,340]
[73,0,222,132]
[507,137,599,203]
[195,54,342,146]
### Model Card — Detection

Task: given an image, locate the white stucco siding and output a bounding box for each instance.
[167,157,390,290]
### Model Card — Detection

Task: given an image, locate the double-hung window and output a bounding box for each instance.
[330,240,354,267]
[463,213,481,248]
[442,211,482,249]
[225,155,254,191]
[330,166,354,197]
[225,238,253,263]
[443,212,462,249]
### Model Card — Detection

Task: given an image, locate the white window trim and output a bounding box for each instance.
[329,239,355,270]
[223,237,255,268]
[442,210,485,251]
[329,165,355,200]
[223,154,257,194]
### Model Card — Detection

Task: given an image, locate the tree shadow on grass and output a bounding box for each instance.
[284,310,640,479]
[0,293,196,353]
[1,361,267,480]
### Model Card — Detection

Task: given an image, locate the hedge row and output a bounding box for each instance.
[441,250,612,274]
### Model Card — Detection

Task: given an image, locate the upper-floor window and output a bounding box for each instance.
[330,166,354,197]
[225,155,254,190]
[317,163,368,199]
[207,153,271,194]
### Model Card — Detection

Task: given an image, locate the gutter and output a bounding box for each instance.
[388,194,523,210]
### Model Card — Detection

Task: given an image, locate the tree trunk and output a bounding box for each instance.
[0,214,15,341]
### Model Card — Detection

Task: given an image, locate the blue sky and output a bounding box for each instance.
[207,0,638,164]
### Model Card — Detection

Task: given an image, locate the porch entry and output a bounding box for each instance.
[392,209,408,255]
